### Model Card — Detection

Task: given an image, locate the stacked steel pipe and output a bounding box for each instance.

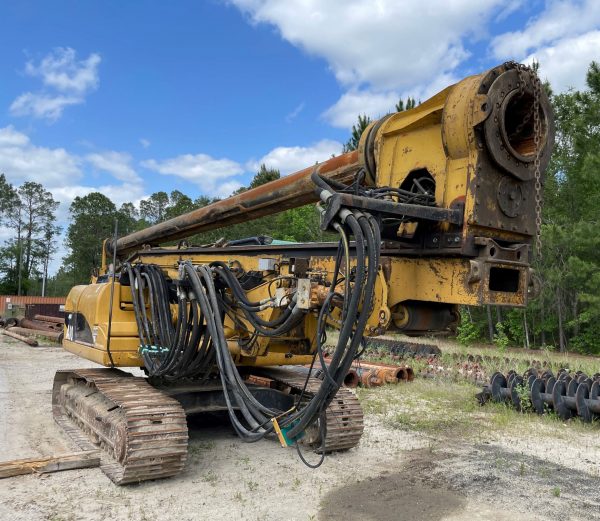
[0,315,64,344]
[314,359,414,389]
[352,361,415,388]
[479,368,600,422]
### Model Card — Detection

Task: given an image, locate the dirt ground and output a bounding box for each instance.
[1,336,599,521]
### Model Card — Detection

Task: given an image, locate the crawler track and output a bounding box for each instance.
[52,366,362,484]
[260,367,364,451]
[52,368,188,484]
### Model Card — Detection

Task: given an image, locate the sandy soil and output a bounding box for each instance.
[0,336,599,521]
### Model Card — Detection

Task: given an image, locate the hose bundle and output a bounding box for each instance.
[123,171,381,459]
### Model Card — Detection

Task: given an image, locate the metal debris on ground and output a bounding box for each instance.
[317,355,414,388]
[0,316,64,344]
[0,329,38,347]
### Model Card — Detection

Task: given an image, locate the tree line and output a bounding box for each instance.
[44,164,333,296]
[1,64,599,355]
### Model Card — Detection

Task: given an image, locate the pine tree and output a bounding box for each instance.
[343,114,371,153]
[395,97,416,112]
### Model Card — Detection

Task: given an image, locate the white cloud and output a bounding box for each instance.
[10,47,101,121]
[51,182,146,219]
[25,47,101,94]
[491,0,600,59]
[232,0,494,90]
[494,0,525,22]
[322,89,398,128]
[0,126,147,275]
[9,93,82,121]
[321,70,460,128]
[86,151,141,184]
[139,138,151,149]
[231,0,505,127]
[141,154,245,197]
[0,125,145,215]
[525,31,600,92]
[246,139,343,175]
[285,102,305,122]
[0,126,144,193]
[0,125,81,187]
[216,180,244,198]
[491,1,600,93]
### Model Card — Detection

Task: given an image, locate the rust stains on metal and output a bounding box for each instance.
[19,318,62,333]
[34,314,65,325]
[1,328,39,346]
[353,361,415,382]
[343,369,360,388]
[7,326,63,342]
[112,150,361,257]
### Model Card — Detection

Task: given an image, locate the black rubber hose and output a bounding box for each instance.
[184,263,273,437]
[286,212,367,438]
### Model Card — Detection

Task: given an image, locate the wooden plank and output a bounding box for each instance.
[0,450,100,478]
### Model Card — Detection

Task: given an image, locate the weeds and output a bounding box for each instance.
[202,470,218,485]
[514,382,532,411]
[189,440,216,457]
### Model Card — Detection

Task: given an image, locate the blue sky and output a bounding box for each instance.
[0,1,599,271]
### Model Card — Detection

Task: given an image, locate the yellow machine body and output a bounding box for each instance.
[64,247,531,368]
[62,63,553,369]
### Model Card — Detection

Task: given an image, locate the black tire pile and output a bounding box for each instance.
[479,368,600,422]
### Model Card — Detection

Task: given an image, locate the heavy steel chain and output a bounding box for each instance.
[512,61,543,261]
[532,70,543,263]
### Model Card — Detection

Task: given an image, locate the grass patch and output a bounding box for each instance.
[188,440,216,458]
[358,379,481,436]
[327,329,600,377]
[358,376,600,441]
[202,470,219,485]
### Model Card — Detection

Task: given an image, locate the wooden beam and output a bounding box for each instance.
[0,450,100,478]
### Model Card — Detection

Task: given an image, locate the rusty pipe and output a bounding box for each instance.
[355,367,383,388]
[1,329,38,347]
[110,150,362,258]
[307,363,360,388]
[19,318,61,332]
[355,365,397,384]
[34,314,65,325]
[342,369,360,388]
[354,361,415,382]
[321,353,412,385]
[8,326,63,342]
